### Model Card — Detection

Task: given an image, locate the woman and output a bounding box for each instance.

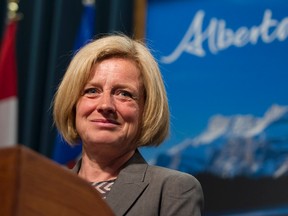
[53,34,204,215]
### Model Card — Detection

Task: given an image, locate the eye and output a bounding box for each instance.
[116,90,135,100]
[83,88,99,96]
[120,91,132,97]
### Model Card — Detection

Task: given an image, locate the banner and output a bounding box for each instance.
[0,20,18,147]
[144,0,288,215]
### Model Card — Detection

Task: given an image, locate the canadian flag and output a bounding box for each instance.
[0,20,18,147]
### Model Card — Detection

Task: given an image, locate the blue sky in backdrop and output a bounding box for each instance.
[140,0,288,162]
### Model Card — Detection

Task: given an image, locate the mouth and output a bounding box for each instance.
[92,118,120,125]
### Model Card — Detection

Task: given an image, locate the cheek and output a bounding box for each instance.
[122,108,139,122]
[75,99,95,131]
[75,101,83,129]
[124,104,143,127]
[76,98,95,116]
[118,102,140,124]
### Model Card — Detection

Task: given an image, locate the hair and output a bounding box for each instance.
[53,34,170,147]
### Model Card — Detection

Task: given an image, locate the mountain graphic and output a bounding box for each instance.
[155,104,288,178]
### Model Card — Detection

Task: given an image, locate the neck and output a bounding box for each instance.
[78,149,135,182]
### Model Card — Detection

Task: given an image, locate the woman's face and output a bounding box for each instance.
[75,58,144,153]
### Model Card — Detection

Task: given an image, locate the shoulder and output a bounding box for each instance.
[148,165,198,180]
[146,165,204,213]
[147,165,202,194]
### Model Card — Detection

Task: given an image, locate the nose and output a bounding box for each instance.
[97,93,116,114]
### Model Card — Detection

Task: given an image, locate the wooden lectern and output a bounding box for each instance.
[0,146,114,216]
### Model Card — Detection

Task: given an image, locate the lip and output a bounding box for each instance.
[91,118,120,125]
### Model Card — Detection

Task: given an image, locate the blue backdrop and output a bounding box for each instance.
[142,0,288,215]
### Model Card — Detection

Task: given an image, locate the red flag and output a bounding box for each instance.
[0,20,18,147]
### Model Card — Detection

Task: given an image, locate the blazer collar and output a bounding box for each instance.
[105,150,149,215]
[71,149,149,215]
[71,149,147,178]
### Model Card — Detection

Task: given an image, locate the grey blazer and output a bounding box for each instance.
[73,150,204,216]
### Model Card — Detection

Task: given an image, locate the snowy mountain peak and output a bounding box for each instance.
[162,104,288,178]
[195,104,288,144]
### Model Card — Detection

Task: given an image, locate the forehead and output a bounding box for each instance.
[90,58,142,81]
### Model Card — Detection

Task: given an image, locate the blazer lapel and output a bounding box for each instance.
[105,150,149,215]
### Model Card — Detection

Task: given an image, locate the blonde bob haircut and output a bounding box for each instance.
[53,34,170,147]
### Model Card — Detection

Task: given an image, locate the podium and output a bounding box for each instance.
[0,146,114,216]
